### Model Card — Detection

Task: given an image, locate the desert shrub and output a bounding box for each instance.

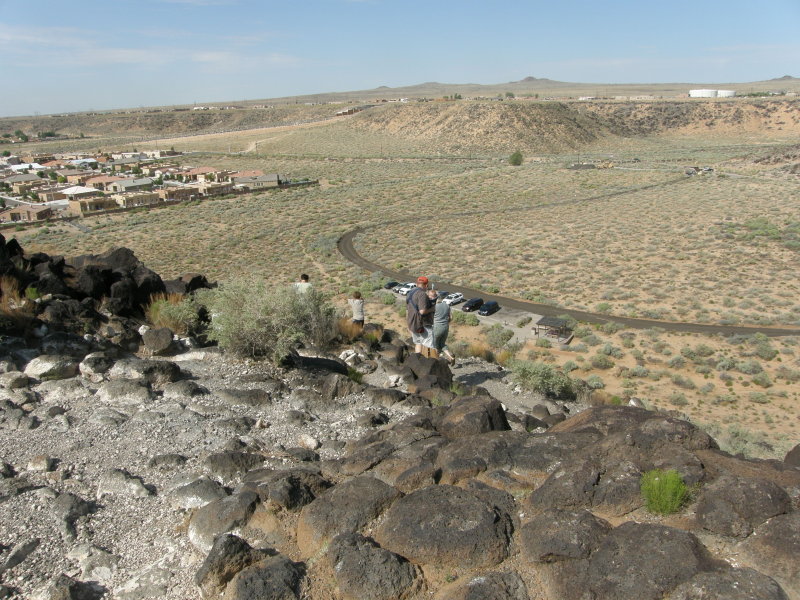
[695,344,715,357]
[451,311,479,326]
[146,293,200,335]
[600,321,624,334]
[629,365,649,378]
[640,469,690,515]
[516,316,532,328]
[571,343,588,353]
[775,366,800,382]
[484,324,515,349]
[584,375,605,389]
[381,294,396,305]
[583,334,602,347]
[695,365,712,375]
[715,356,735,371]
[196,281,337,362]
[535,338,551,348]
[669,392,688,406]
[754,343,778,361]
[508,150,523,166]
[590,354,614,369]
[599,343,623,358]
[699,382,715,394]
[748,392,769,404]
[751,372,772,388]
[736,359,763,375]
[509,359,574,399]
[573,325,593,338]
[667,356,686,369]
[562,360,579,373]
[680,346,697,360]
[671,374,696,389]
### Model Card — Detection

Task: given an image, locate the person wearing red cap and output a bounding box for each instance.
[406,276,435,354]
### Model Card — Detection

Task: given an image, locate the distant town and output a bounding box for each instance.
[0,149,307,225]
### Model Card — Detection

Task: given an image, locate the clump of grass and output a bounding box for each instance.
[145,292,199,335]
[467,341,495,362]
[0,275,35,332]
[640,469,690,515]
[337,317,364,342]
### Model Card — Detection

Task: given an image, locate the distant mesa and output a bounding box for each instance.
[520,76,540,82]
[772,75,796,81]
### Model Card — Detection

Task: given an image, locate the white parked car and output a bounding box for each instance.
[397,283,416,296]
[443,292,464,305]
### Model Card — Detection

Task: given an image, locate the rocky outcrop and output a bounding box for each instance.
[0,239,798,599]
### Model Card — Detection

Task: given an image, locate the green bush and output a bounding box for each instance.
[381,294,396,306]
[640,469,690,515]
[451,310,479,326]
[508,359,574,399]
[146,293,200,335]
[196,280,337,362]
[584,375,605,389]
[508,150,523,166]
[516,316,532,328]
[590,354,614,369]
[484,323,515,349]
[535,338,551,348]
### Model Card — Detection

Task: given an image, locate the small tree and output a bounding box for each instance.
[509,151,523,166]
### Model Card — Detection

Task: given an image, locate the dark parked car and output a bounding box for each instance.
[478,301,500,316]
[384,280,399,289]
[462,298,484,312]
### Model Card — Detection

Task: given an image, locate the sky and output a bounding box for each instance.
[0,0,798,117]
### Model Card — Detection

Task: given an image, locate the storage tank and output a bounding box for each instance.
[717,89,736,97]
[689,89,718,98]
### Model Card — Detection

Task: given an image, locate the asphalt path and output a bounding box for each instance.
[337,178,800,338]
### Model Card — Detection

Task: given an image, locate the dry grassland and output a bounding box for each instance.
[12,102,800,458]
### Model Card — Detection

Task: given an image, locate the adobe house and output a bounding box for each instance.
[110,191,160,208]
[67,196,118,217]
[0,205,53,222]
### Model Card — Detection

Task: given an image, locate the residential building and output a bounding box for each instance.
[231,174,283,189]
[197,181,234,196]
[67,196,118,217]
[36,186,70,202]
[61,185,104,201]
[85,175,125,191]
[0,205,53,222]
[108,177,153,193]
[110,191,160,208]
[157,186,200,201]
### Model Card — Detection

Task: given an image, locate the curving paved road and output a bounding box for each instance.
[337,179,800,338]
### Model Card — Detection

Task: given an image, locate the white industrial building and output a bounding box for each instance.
[689,89,737,98]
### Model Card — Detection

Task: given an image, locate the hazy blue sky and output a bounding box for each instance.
[1,0,798,116]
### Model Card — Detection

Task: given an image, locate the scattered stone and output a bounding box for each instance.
[195,534,271,599]
[188,491,260,553]
[696,475,791,538]
[141,327,175,356]
[376,485,513,569]
[326,532,419,600]
[168,476,228,509]
[27,454,55,472]
[737,512,800,597]
[436,571,529,600]
[296,476,401,557]
[23,356,79,381]
[221,554,302,600]
[96,468,152,499]
[217,388,271,407]
[667,567,789,600]
[519,508,611,563]
[95,379,153,407]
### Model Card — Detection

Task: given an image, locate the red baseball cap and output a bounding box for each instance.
[417,276,429,285]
